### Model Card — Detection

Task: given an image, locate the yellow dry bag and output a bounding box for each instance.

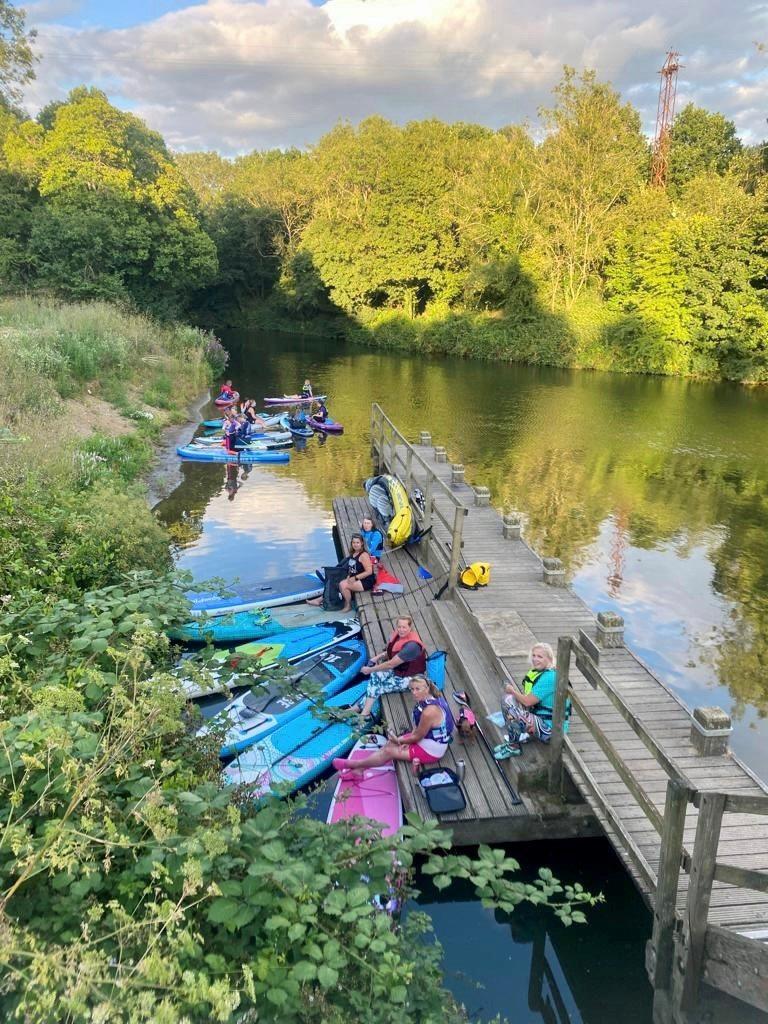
[459,562,491,589]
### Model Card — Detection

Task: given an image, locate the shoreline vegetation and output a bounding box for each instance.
[1,70,767,384]
[0,294,598,1022]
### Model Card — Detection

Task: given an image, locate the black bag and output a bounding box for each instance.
[418,767,466,815]
[319,564,347,611]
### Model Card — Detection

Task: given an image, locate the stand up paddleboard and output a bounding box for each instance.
[327,733,402,837]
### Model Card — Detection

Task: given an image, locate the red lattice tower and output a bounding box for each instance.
[650,51,682,187]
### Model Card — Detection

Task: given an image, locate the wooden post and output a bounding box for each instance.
[379,415,386,474]
[405,447,414,502]
[370,405,379,471]
[650,780,690,991]
[447,505,466,593]
[548,636,572,794]
[423,476,433,562]
[678,791,726,1011]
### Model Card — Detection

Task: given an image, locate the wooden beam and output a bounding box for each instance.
[650,779,691,990]
[548,636,572,794]
[679,791,726,1011]
[703,925,768,1012]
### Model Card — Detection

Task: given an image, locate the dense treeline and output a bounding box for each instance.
[175,72,768,382]
[2,8,767,378]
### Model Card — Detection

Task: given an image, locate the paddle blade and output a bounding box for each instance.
[417,566,433,579]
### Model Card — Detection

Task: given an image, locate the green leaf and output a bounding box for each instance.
[317,965,339,988]
[207,898,238,923]
[292,961,317,983]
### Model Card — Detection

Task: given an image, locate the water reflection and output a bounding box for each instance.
[156,328,768,780]
[418,839,653,1024]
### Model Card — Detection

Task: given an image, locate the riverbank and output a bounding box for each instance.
[212,292,768,386]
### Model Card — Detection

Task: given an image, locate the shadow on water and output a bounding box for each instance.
[416,838,653,1024]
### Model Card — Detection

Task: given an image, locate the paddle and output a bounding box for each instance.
[452,690,522,806]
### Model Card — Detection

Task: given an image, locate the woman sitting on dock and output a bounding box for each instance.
[501,642,568,748]
[337,533,375,612]
[357,615,427,719]
[360,514,384,560]
[333,675,452,776]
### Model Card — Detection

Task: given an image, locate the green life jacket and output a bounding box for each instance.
[521,667,570,722]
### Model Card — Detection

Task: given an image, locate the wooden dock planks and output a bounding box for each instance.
[362,433,768,949]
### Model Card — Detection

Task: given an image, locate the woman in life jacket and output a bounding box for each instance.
[222,411,239,454]
[333,675,453,776]
[300,379,313,399]
[337,533,375,613]
[358,615,428,719]
[360,515,384,560]
[313,398,328,423]
[501,642,569,749]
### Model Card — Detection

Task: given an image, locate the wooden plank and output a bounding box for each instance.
[704,925,768,1012]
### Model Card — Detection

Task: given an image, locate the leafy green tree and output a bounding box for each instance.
[531,68,648,307]
[4,88,217,316]
[193,195,282,322]
[0,0,36,105]
[669,104,742,190]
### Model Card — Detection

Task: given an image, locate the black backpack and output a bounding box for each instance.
[320,564,348,611]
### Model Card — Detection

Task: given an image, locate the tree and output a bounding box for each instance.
[669,104,742,190]
[4,87,217,316]
[0,0,36,105]
[531,68,648,307]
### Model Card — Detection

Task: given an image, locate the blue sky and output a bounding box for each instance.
[22,0,768,154]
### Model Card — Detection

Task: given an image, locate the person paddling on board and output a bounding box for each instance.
[313,398,329,423]
[333,675,453,776]
[300,379,313,399]
[220,380,235,399]
[223,412,240,456]
[242,400,266,432]
[357,615,427,719]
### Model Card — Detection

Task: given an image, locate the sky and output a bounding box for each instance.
[19,0,768,155]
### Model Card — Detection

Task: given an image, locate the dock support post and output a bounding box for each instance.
[502,512,521,539]
[451,463,465,486]
[473,485,491,507]
[690,707,731,756]
[447,505,467,594]
[548,636,572,795]
[677,791,726,1014]
[650,780,690,996]
[419,431,432,447]
[596,610,624,648]
[543,557,566,587]
[434,445,447,464]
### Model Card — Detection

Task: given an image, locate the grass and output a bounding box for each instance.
[0,296,219,429]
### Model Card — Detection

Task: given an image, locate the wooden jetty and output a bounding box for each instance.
[331,403,768,1024]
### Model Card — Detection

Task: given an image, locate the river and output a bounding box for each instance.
[155,328,768,1023]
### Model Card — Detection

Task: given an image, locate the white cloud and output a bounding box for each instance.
[21,0,768,153]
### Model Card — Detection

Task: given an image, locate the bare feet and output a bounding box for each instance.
[306,597,323,606]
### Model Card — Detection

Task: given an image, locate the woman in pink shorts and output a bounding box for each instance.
[333,675,453,776]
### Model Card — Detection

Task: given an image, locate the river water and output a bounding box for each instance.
[155,328,768,1023]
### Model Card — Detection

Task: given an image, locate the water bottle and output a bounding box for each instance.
[455,759,465,782]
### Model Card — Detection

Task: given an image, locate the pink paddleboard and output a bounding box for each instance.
[327,734,403,837]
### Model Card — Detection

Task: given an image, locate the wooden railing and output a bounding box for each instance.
[549,633,768,1017]
[370,404,468,592]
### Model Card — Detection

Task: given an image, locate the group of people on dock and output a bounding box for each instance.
[330,517,563,777]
